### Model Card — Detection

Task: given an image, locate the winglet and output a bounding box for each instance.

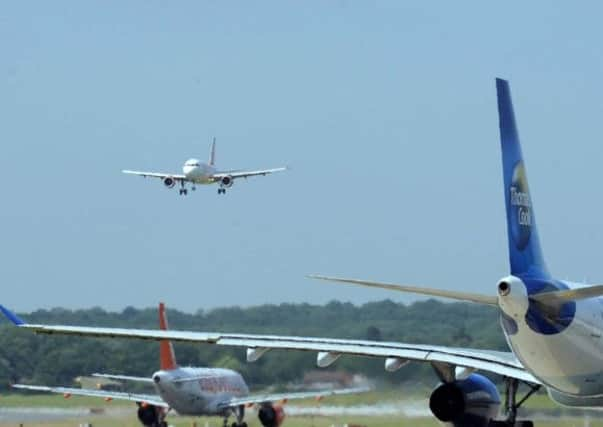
[0,305,26,326]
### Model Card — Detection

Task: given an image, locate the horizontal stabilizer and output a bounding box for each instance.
[308,275,498,305]
[530,284,603,304]
[92,373,153,383]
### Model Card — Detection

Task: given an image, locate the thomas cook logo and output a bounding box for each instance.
[509,161,532,250]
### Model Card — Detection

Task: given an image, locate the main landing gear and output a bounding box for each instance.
[179,181,188,196]
[490,378,540,427]
[218,188,226,194]
[223,405,247,427]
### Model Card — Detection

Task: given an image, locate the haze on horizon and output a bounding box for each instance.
[2,2,603,312]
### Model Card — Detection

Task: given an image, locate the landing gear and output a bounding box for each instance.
[490,378,539,426]
[179,181,188,196]
[222,405,247,427]
[218,188,226,194]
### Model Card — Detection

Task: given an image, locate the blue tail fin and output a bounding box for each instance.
[496,78,548,278]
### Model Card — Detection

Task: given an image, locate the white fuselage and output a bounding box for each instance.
[152,367,249,416]
[182,158,217,184]
[499,275,603,399]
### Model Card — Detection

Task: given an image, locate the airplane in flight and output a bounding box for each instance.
[9,303,366,427]
[123,138,287,195]
[4,79,603,427]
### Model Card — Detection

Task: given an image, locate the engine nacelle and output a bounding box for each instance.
[429,374,500,427]
[163,176,176,188]
[137,403,165,426]
[258,403,285,427]
[220,175,234,188]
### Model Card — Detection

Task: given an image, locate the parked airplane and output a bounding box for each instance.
[10,303,366,427]
[4,79,601,427]
[123,139,287,195]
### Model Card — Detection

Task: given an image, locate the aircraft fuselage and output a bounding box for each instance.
[152,367,249,416]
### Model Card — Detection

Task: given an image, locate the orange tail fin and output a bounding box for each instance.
[158,302,177,370]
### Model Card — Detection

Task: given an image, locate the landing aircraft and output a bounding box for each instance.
[3,79,602,427]
[9,303,366,427]
[123,139,287,195]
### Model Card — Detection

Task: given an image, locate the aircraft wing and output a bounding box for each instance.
[218,386,369,409]
[0,305,537,384]
[122,170,186,180]
[11,384,167,407]
[212,167,287,180]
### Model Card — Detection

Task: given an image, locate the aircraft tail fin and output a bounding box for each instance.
[209,137,216,166]
[496,78,548,277]
[158,302,177,371]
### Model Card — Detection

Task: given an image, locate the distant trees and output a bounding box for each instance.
[0,300,504,391]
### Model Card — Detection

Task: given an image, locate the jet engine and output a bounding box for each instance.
[163,176,176,188]
[429,373,500,427]
[220,175,234,188]
[258,403,285,427]
[136,403,166,427]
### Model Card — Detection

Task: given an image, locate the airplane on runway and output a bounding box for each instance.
[10,303,366,427]
[123,138,287,195]
[4,79,603,427]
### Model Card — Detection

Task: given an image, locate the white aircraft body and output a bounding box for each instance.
[123,139,287,195]
[11,304,365,427]
[4,79,603,427]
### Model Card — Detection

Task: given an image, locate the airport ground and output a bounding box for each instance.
[2,392,603,427]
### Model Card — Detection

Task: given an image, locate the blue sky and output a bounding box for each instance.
[2,2,603,311]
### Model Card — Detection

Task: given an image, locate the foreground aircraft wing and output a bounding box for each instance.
[122,170,187,180]
[0,305,537,384]
[92,373,154,383]
[212,167,287,180]
[12,384,167,407]
[218,386,369,409]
